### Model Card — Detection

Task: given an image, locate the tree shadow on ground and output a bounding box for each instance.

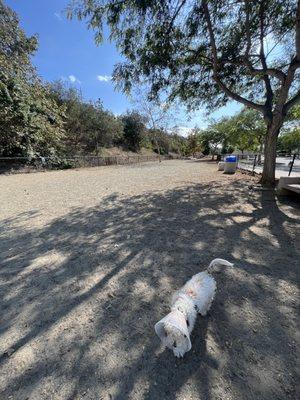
[0,180,299,400]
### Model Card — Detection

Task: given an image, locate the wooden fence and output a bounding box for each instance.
[0,154,180,174]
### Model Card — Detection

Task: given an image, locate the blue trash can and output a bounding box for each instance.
[224,155,237,173]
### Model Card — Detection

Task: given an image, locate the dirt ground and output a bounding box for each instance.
[0,160,299,400]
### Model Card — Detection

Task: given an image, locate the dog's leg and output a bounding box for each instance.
[197,297,214,316]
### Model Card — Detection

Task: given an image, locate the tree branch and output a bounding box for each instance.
[201,0,265,113]
[284,89,300,113]
[283,0,300,114]
[166,0,187,35]
[219,58,286,82]
[252,67,285,82]
[297,0,300,60]
[233,1,285,83]
[244,0,252,59]
[258,0,273,111]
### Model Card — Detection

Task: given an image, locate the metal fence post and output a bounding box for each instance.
[252,154,257,175]
[288,154,296,176]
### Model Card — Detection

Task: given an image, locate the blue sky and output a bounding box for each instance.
[6,0,241,135]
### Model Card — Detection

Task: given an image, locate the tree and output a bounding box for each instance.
[132,87,180,158]
[0,0,37,77]
[288,104,300,120]
[186,130,202,157]
[169,133,188,156]
[0,75,65,157]
[199,128,227,160]
[121,111,146,151]
[219,109,266,156]
[277,129,300,154]
[0,1,65,158]
[49,81,123,154]
[147,128,171,155]
[277,105,300,154]
[69,0,300,185]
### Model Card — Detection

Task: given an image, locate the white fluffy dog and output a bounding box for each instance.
[155,258,233,357]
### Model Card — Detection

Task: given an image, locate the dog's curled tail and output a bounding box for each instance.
[207,258,234,273]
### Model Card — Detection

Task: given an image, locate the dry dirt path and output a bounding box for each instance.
[0,160,299,400]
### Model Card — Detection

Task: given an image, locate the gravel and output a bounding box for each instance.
[0,159,299,400]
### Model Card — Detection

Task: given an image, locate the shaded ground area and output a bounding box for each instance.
[0,160,299,400]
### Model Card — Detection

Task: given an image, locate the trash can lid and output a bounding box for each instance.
[225,155,237,162]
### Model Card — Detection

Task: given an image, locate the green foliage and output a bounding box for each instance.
[121,111,146,151]
[186,108,267,157]
[277,129,300,153]
[0,1,65,158]
[287,104,300,121]
[148,128,170,155]
[68,0,299,112]
[186,130,203,156]
[0,0,37,76]
[281,104,300,153]
[49,81,124,154]
[218,109,266,153]
[198,128,227,157]
[169,133,188,155]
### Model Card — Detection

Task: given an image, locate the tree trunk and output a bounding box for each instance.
[154,137,161,162]
[261,124,280,186]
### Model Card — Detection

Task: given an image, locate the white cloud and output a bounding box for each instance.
[54,12,62,21]
[97,75,112,82]
[68,75,81,84]
[175,126,193,138]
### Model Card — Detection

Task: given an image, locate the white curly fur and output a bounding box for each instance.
[155,258,233,357]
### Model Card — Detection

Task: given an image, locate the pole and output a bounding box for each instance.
[252,154,257,176]
[288,154,296,176]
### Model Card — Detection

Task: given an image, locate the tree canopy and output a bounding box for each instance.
[215,109,266,153]
[68,0,299,113]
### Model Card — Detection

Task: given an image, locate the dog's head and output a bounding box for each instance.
[155,311,191,358]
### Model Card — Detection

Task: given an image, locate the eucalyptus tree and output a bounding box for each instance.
[69,0,300,185]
